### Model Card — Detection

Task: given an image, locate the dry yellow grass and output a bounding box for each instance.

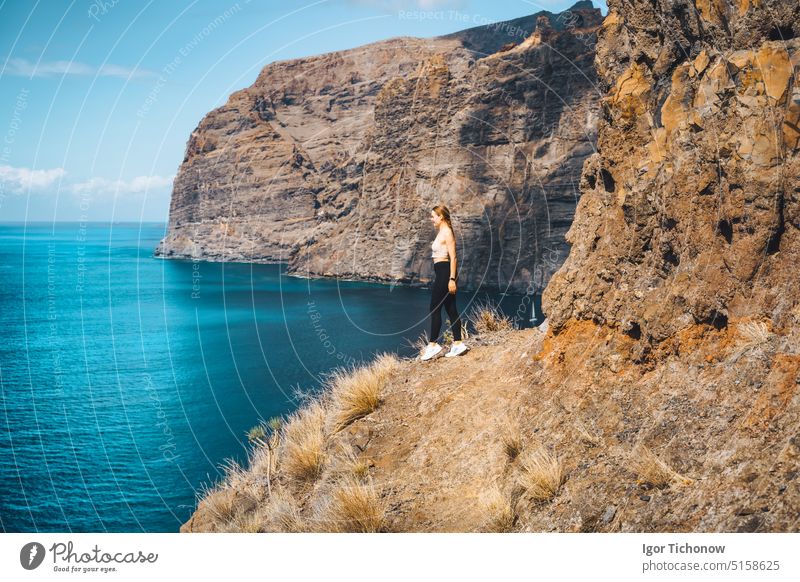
[630,444,693,488]
[349,458,372,480]
[264,488,306,532]
[329,445,373,481]
[193,449,271,530]
[200,353,400,531]
[468,299,514,335]
[201,488,238,525]
[408,331,430,352]
[280,401,328,481]
[517,446,565,502]
[222,508,266,533]
[478,485,517,532]
[738,320,772,344]
[500,417,523,461]
[218,457,248,489]
[728,320,776,363]
[314,476,387,532]
[328,352,400,432]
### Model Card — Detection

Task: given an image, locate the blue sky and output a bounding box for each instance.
[0,0,607,222]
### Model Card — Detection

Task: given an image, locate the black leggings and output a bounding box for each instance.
[429,260,462,342]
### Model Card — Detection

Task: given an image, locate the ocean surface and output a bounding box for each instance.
[0,222,541,532]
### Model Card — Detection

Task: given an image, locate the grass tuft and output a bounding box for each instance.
[728,320,776,363]
[517,445,564,502]
[330,446,373,481]
[202,488,238,525]
[630,444,693,488]
[222,509,266,533]
[478,485,517,532]
[265,487,306,532]
[500,417,523,461]
[280,401,328,481]
[314,476,387,532]
[327,352,400,432]
[467,299,514,335]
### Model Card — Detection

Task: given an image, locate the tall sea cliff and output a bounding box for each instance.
[155,1,603,293]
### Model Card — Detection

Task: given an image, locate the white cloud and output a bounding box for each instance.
[69,174,174,195]
[0,165,66,192]
[0,165,173,196]
[5,57,157,79]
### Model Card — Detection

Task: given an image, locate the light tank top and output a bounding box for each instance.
[431,229,449,259]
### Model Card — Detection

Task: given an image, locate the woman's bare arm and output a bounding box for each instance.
[446,229,457,288]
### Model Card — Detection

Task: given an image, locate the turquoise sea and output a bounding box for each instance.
[0,222,540,532]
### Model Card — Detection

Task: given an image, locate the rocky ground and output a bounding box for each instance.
[180,314,799,532]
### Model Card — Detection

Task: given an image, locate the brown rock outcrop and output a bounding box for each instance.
[542,0,800,359]
[155,2,604,293]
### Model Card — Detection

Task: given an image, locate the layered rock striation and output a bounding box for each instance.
[155,1,604,293]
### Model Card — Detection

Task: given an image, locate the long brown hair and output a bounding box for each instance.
[432,204,454,239]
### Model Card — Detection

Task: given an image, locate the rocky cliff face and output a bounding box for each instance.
[543,0,800,358]
[155,1,603,293]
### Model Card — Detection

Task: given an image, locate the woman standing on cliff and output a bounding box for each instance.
[420,205,469,361]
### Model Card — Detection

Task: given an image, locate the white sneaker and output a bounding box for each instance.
[420,343,443,361]
[445,342,469,358]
